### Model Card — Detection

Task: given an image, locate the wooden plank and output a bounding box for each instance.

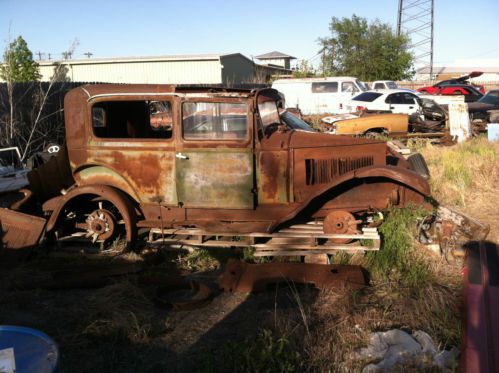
[149,229,379,241]
[253,248,378,256]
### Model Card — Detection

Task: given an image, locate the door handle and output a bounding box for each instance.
[176,152,189,160]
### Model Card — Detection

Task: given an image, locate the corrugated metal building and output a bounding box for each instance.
[34,53,288,84]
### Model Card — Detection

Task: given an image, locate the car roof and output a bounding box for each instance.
[364,89,415,95]
[272,77,359,84]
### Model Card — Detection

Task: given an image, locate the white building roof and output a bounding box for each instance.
[37,53,249,66]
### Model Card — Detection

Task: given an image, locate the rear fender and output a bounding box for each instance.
[45,184,138,243]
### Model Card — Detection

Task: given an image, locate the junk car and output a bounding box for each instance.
[3,85,431,251]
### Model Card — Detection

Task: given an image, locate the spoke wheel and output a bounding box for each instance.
[85,207,117,243]
[71,200,126,249]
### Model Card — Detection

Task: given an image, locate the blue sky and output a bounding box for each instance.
[1,0,498,67]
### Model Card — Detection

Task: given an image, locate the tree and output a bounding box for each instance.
[319,15,414,81]
[292,59,315,78]
[0,36,41,82]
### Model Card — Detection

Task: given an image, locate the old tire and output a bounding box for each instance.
[408,153,430,179]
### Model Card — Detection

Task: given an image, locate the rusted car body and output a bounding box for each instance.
[3,84,430,248]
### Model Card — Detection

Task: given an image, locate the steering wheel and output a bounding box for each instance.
[47,144,60,154]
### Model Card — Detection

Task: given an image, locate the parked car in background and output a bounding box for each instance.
[372,80,399,90]
[417,71,485,102]
[272,77,367,115]
[347,90,423,117]
[321,113,409,137]
[467,89,499,123]
[0,147,29,193]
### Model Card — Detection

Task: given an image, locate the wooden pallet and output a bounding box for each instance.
[148,221,380,257]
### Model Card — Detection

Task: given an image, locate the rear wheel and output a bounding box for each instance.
[58,196,134,252]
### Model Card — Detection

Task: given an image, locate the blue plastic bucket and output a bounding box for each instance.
[0,326,58,373]
[488,123,499,141]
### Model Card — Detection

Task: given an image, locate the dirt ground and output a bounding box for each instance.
[0,251,324,372]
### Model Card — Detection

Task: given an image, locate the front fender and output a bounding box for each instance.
[354,166,430,196]
[274,165,430,229]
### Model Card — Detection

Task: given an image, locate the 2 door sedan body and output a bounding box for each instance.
[347,90,422,116]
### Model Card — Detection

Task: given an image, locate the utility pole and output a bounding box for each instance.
[36,51,43,60]
[397,0,434,81]
[84,52,93,58]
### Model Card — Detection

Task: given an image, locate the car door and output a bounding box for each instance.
[175,99,255,209]
[385,92,419,115]
[339,81,361,113]
[311,81,339,114]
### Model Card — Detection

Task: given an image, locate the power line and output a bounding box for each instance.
[397,0,434,79]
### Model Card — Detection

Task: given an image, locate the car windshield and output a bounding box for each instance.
[386,81,398,89]
[356,79,368,92]
[478,91,499,105]
[280,111,314,132]
[352,92,383,102]
[258,100,280,128]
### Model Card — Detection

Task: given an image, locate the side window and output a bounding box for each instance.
[92,100,173,139]
[182,102,247,140]
[386,93,402,104]
[401,93,416,104]
[311,82,338,93]
[373,83,384,89]
[342,81,359,93]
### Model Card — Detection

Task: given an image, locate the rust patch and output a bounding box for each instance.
[258,151,288,204]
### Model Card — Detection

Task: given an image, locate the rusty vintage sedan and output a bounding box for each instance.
[3,84,430,252]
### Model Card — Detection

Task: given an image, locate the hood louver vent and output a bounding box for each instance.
[305,156,374,185]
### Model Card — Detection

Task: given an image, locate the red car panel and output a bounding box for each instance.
[461,241,499,373]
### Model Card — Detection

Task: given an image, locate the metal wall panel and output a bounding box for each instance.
[37,59,223,84]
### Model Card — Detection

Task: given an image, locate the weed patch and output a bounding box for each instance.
[200,329,303,373]
[366,206,431,288]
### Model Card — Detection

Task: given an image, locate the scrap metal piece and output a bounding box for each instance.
[219,259,367,293]
[0,208,46,250]
[438,206,490,241]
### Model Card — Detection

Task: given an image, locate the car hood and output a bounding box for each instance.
[261,129,385,149]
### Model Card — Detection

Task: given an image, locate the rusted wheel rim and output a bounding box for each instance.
[323,211,358,244]
[85,208,117,242]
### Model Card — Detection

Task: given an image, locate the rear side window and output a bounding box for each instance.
[182,102,247,140]
[386,93,416,104]
[92,100,173,139]
[386,81,398,89]
[311,82,338,93]
[352,92,383,102]
[373,83,384,89]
